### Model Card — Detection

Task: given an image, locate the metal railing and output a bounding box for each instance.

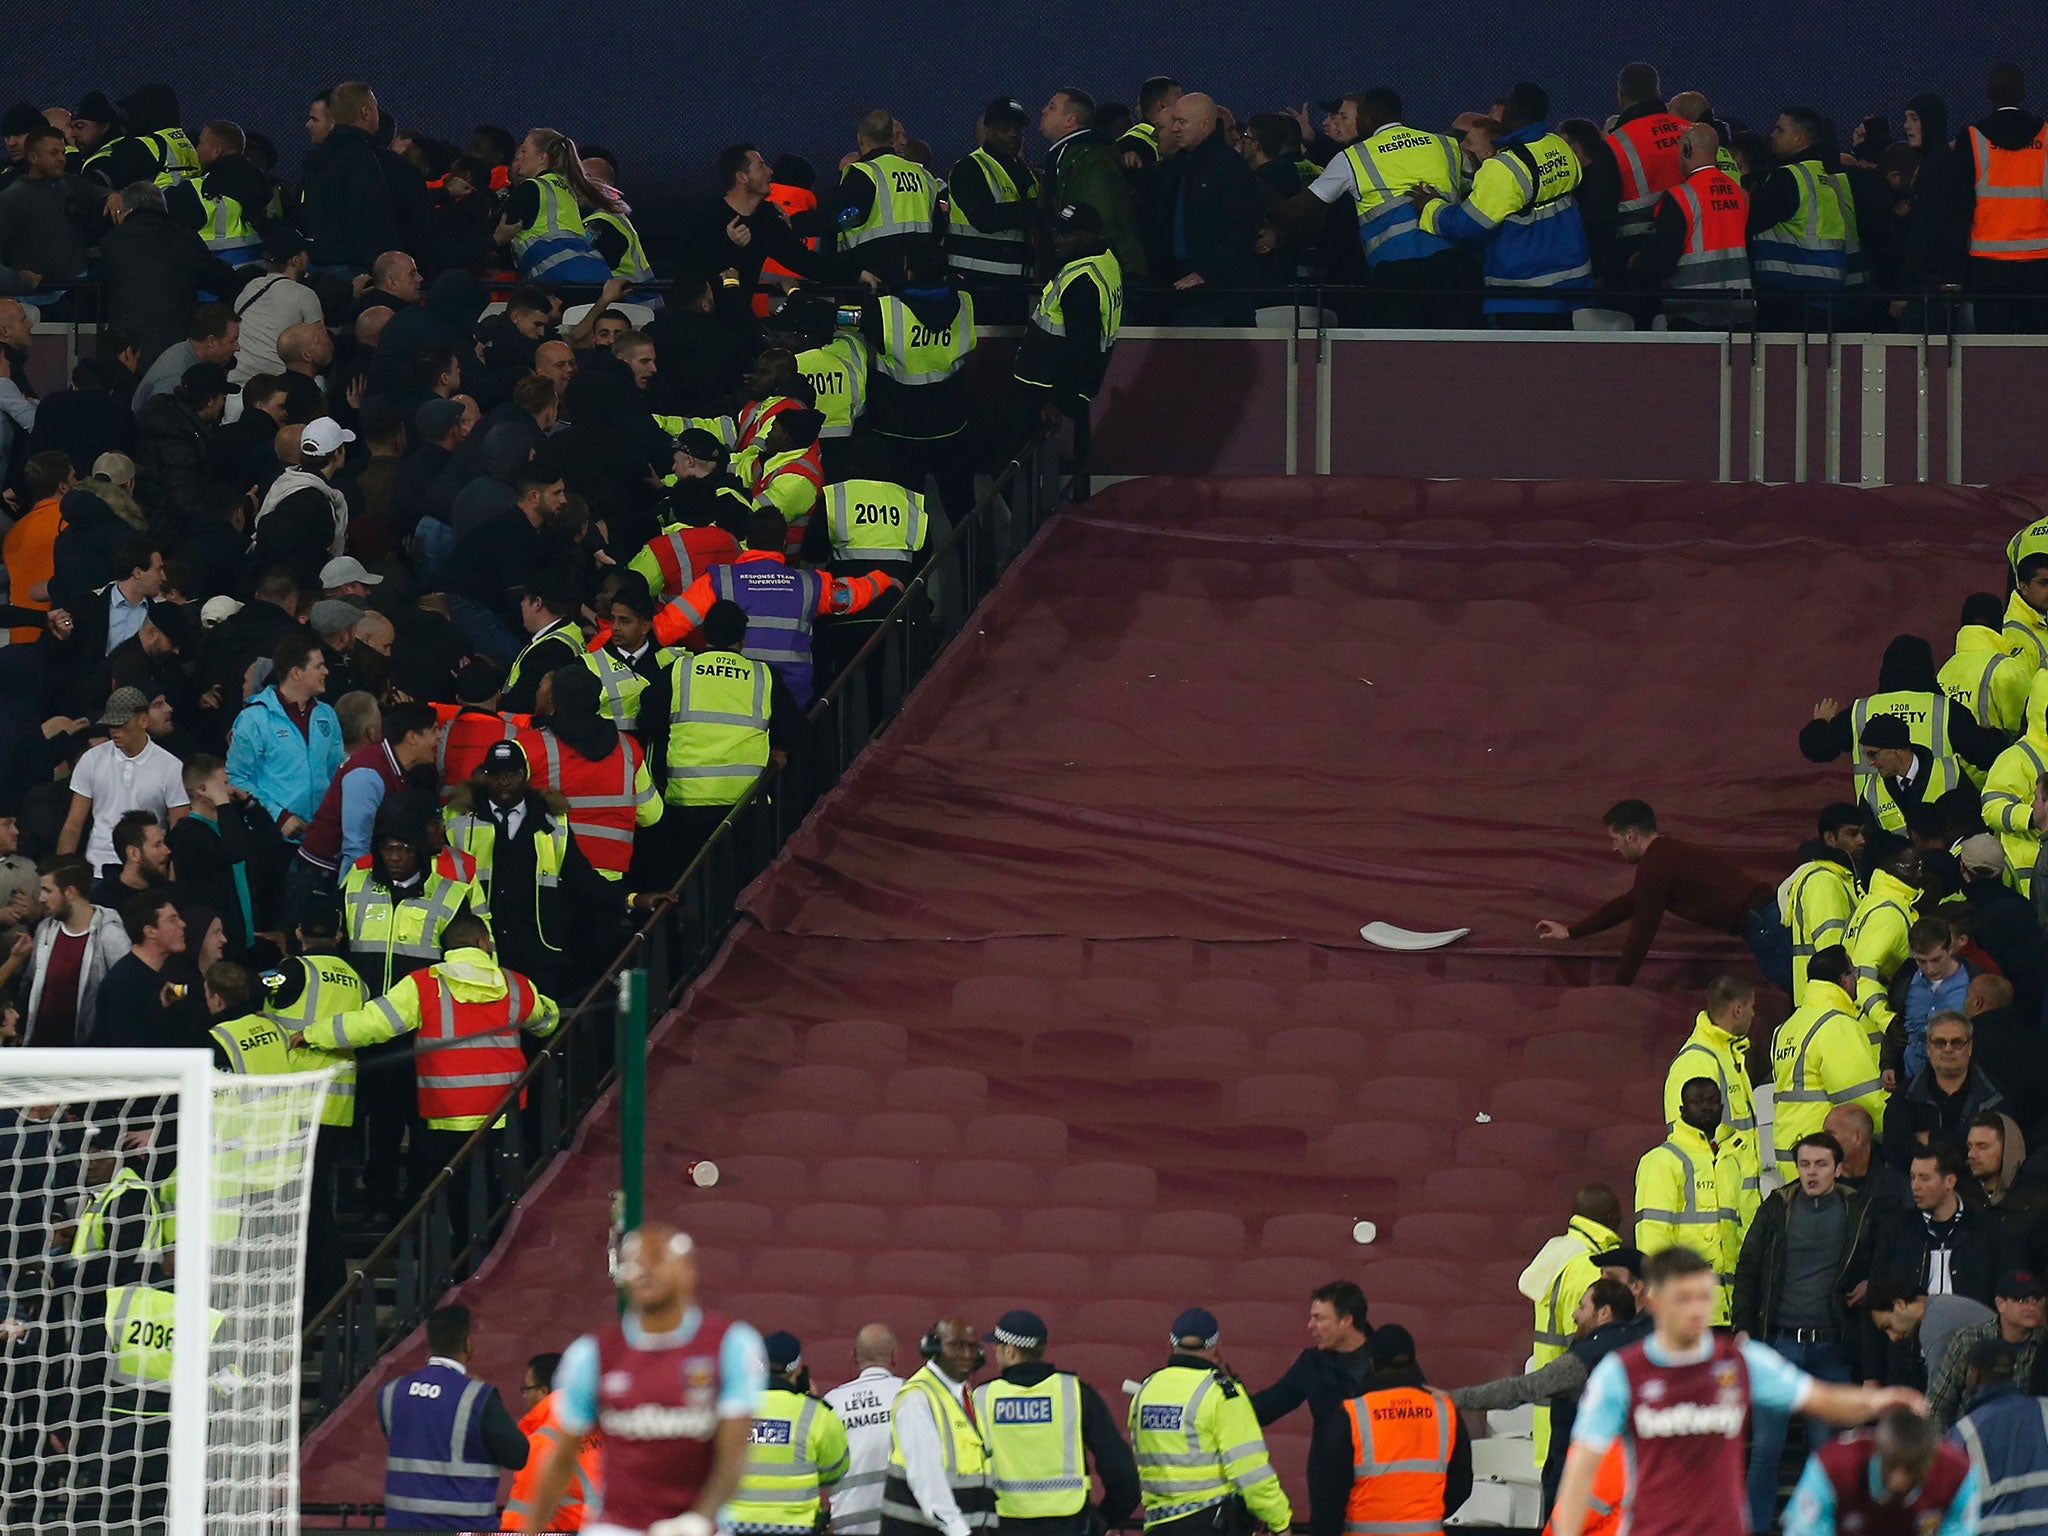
[299,429,1067,1429]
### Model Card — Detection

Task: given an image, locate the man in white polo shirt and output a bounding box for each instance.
[56,687,189,874]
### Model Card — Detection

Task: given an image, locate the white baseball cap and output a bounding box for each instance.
[200,595,244,629]
[320,555,383,588]
[300,417,357,455]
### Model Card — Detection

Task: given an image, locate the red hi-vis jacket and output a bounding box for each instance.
[429,703,538,794]
[753,181,821,318]
[1607,110,1691,238]
[735,393,805,450]
[651,549,897,649]
[634,521,741,599]
[305,948,559,1130]
[503,1389,602,1530]
[1665,166,1750,290]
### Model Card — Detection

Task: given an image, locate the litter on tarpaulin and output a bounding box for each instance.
[1474,1113,1492,1123]
[1360,922,1469,951]
[1352,1220,1378,1244]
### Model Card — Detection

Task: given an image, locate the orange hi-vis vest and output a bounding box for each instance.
[527,730,654,879]
[1607,111,1691,239]
[502,1389,602,1530]
[736,394,803,450]
[1669,166,1751,289]
[1968,125,2048,260]
[403,966,543,1122]
[1343,1386,1457,1536]
[1541,1443,1624,1536]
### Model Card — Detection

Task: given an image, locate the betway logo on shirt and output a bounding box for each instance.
[750,1419,795,1444]
[600,1403,719,1440]
[1631,1401,1746,1439]
[993,1396,1054,1424]
[1140,1405,1184,1431]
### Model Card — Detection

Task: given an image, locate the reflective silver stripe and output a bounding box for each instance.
[1351,1388,1452,1478]
[385,1494,502,1516]
[837,1471,889,1490]
[1137,1451,1217,1468]
[1610,127,1656,234]
[1345,1522,1445,1534]
[386,1454,503,1478]
[418,1069,524,1089]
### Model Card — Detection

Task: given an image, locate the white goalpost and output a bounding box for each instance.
[0,1049,332,1536]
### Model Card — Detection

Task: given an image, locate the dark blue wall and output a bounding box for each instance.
[29,5,2040,221]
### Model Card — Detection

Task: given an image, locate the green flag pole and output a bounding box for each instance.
[617,969,648,1238]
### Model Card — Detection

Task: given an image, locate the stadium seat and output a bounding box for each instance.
[863,1249,977,1294]
[688,1016,796,1065]
[1457,1121,1581,1175]
[1223,1256,1351,1300]
[1381,1029,1476,1077]
[693,1246,743,1288]
[1293,979,1408,1031]
[1104,1253,1220,1298]
[976,1251,1097,1298]
[886,1066,990,1109]
[817,1157,930,1203]
[1233,1073,1347,1125]
[783,1203,893,1249]
[1419,1168,1541,1216]
[1587,1120,1666,1170]
[1487,1077,1598,1127]
[1557,985,1675,1037]
[1032,1029,1139,1071]
[1065,976,1169,1022]
[895,1204,1010,1251]
[1403,981,1526,1035]
[776,1064,881,1107]
[673,1201,775,1246]
[851,1112,958,1156]
[726,1291,820,1328]
[748,1246,849,1290]
[928,1159,1047,1206]
[804,1018,910,1067]
[1173,979,1284,1028]
[1258,1212,1360,1256]
[1016,1207,1131,1255]
[716,1155,811,1200]
[1072,1298,1168,1342]
[1391,1212,1500,1257]
[1050,1162,1159,1209]
[1262,1027,1376,1075]
[1321,1120,1452,1170]
[952,975,1060,1026]
[963,1114,1070,1159]
[730,1110,847,1155]
[1215,1300,1305,1345]
[1354,1076,1461,1118]
[1137,1025,1252,1073]
[1529,1030,1648,1079]
[831,1293,939,1334]
[1138,1210,1247,1256]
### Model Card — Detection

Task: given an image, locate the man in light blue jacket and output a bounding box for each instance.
[226,631,343,842]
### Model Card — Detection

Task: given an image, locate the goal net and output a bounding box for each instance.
[0,1048,332,1536]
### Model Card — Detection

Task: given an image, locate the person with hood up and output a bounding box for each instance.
[1982,670,2048,902]
[1781,804,1867,1004]
[1515,1186,1623,1472]
[48,454,147,605]
[1944,65,2048,334]
[1307,1324,1471,1536]
[1844,842,1925,1057]
[1802,634,2007,834]
[1963,1112,2048,1237]
[1939,592,2032,743]
[1772,945,1888,1176]
[522,661,660,882]
[78,83,197,190]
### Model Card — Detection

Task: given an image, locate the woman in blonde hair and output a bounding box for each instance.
[493,126,613,284]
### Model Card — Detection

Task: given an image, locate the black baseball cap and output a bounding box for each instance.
[1590,1246,1644,1278]
[1998,1267,2045,1301]
[262,224,309,263]
[982,98,1029,129]
[674,426,728,464]
[480,740,529,775]
[1861,715,1912,751]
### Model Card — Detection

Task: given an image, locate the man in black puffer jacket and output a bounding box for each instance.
[133,364,229,544]
[298,81,394,274]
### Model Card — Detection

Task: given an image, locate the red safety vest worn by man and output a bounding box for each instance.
[502,1389,602,1530]
[1343,1386,1459,1536]
[1608,109,1691,239]
[523,727,661,881]
[735,393,804,450]
[1665,165,1750,291]
[304,945,559,1130]
[430,703,539,793]
[1968,123,2048,260]
[635,522,742,599]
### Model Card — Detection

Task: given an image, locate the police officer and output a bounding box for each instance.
[730,1331,852,1535]
[1129,1308,1292,1536]
[443,739,614,1002]
[1308,1326,1470,1536]
[663,600,799,874]
[881,1315,996,1536]
[972,1309,1138,1535]
[1008,203,1123,476]
[379,1304,530,1531]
